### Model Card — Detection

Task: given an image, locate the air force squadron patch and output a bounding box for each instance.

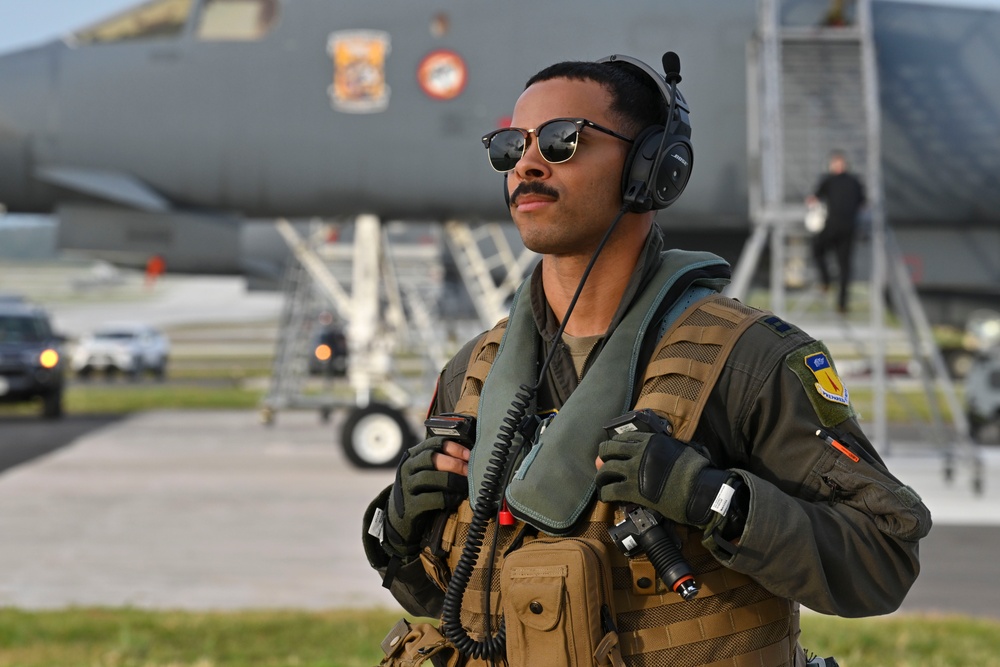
[805,351,849,406]
[786,341,855,427]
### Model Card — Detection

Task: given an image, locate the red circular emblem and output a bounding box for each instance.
[417,50,467,100]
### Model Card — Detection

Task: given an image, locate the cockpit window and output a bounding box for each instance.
[71,0,194,45]
[196,0,280,41]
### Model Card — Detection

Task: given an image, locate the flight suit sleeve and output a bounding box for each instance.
[704,322,932,617]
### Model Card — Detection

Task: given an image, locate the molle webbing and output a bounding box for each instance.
[438,295,802,666]
[633,294,765,441]
[440,500,800,667]
[453,319,507,417]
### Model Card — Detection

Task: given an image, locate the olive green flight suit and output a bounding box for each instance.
[364,224,931,628]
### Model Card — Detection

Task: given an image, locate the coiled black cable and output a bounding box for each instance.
[440,382,533,660]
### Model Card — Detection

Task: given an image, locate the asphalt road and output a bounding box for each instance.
[0,413,122,473]
[0,409,997,619]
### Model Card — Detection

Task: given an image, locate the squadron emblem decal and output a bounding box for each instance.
[327,30,391,113]
[417,49,467,100]
[805,351,850,406]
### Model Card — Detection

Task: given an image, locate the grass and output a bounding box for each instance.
[0,374,962,423]
[0,608,998,667]
[64,383,265,413]
[799,613,1000,666]
[0,608,405,667]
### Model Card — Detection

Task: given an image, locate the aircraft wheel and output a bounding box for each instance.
[340,403,413,469]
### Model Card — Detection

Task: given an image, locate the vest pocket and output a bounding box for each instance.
[501,538,618,667]
[507,578,565,632]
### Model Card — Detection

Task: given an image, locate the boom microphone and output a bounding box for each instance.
[662,51,682,84]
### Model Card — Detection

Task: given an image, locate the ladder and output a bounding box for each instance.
[260,221,344,423]
[733,0,983,492]
[443,221,537,328]
[260,218,451,425]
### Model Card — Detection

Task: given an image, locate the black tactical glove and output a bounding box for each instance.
[596,431,745,536]
[384,436,467,559]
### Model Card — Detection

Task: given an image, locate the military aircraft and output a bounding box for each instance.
[1,0,998,465]
[0,0,996,297]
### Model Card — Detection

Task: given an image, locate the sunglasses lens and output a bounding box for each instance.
[487,129,525,172]
[538,121,579,164]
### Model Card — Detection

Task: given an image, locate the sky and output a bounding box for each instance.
[0,0,140,55]
[3,0,1000,56]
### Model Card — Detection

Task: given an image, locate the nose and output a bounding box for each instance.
[0,44,59,213]
[513,136,551,181]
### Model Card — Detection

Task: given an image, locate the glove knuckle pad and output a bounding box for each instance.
[637,435,681,502]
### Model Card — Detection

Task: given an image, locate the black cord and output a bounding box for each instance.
[534,203,630,389]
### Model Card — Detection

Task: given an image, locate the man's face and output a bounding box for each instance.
[504,78,632,257]
[830,156,847,174]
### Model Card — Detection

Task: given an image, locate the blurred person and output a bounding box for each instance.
[807,151,866,314]
[144,253,166,289]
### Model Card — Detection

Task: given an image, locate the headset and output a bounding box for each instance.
[503,53,693,214]
[598,52,693,213]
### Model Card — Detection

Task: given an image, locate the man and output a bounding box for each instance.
[364,56,929,667]
[807,151,867,314]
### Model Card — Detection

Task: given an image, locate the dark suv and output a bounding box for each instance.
[0,302,65,418]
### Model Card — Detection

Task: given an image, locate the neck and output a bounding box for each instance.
[542,219,650,336]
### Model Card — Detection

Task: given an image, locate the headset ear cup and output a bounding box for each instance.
[650,138,693,209]
[621,126,662,213]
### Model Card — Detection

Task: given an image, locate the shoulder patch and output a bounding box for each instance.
[760,314,797,338]
[785,341,855,427]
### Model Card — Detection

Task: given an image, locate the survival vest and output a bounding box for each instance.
[428,252,803,667]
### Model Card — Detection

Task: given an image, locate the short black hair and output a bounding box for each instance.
[525,60,667,138]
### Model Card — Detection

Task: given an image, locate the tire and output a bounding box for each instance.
[340,403,414,469]
[968,411,983,442]
[128,357,143,382]
[151,358,167,381]
[42,390,64,420]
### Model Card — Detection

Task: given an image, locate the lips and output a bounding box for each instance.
[510,182,559,209]
[513,193,556,210]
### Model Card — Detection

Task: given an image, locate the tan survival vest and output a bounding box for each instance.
[429,294,804,667]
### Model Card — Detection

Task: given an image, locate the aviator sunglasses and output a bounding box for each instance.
[481,117,633,173]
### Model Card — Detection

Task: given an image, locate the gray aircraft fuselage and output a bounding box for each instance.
[0,0,759,225]
[0,0,998,323]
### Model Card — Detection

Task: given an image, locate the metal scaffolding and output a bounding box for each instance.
[732,0,983,492]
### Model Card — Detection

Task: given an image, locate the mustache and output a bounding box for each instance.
[509,181,559,206]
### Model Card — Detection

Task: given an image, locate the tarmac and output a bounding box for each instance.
[0,407,997,616]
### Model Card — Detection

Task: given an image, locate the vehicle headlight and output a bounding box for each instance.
[39,348,60,369]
